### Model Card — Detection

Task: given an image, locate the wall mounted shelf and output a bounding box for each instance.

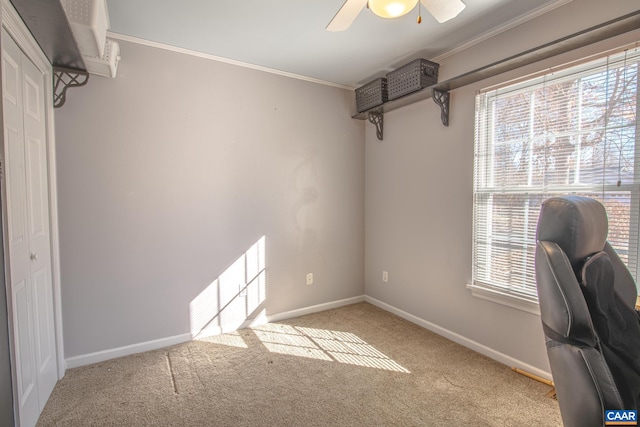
[353,10,640,140]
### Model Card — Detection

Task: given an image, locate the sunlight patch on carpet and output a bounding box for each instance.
[261,342,333,361]
[196,331,248,348]
[252,323,410,373]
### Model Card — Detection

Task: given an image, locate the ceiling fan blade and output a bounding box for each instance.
[326,0,369,32]
[420,0,466,23]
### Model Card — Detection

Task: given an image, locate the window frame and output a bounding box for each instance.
[470,46,640,313]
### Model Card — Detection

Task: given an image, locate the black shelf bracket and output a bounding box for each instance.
[432,89,450,127]
[368,111,384,140]
[53,67,89,108]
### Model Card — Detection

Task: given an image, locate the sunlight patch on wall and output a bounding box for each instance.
[252,323,410,373]
[189,236,266,340]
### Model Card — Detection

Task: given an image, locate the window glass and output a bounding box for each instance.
[473,47,640,301]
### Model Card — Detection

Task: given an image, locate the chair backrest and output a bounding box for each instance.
[535,196,640,427]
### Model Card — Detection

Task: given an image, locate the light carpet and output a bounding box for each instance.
[37,302,561,426]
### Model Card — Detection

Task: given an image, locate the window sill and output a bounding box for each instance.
[466,284,540,316]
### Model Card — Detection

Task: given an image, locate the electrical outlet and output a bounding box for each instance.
[306,273,314,285]
[382,270,389,283]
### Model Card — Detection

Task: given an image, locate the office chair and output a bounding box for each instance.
[535,195,640,427]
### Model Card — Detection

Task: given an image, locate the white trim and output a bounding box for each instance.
[66,294,550,380]
[106,1,572,91]
[222,296,367,332]
[466,284,541,316]
[263,295,365,323]
[364,296,552,381]
[106,31,355,91]
[432,0,573,63]
[65,333,194,369]
[45,75,65,380]
[195,295,366,337]
[65,295,366,369]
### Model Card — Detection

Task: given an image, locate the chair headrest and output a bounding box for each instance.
[537,196,608,270]
[535,196,607,348]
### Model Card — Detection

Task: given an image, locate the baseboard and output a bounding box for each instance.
[365,296,552,381]
[194,295,366,338]
[65,295,366,369]
[65,333,193,369]
[264,295,366,323]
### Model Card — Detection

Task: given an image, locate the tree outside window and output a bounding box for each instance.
[473,48,640,302]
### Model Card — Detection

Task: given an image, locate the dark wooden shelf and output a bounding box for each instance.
[352,10,640,121]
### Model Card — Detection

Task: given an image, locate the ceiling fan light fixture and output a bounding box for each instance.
[369,0,419,18]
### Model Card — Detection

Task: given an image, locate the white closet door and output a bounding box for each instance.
[2,28,57,427]
[21,34,57,408]
[2,28,38,427]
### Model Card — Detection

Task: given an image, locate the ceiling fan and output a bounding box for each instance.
[327,0,466,32]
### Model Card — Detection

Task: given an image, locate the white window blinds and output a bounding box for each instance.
[473,46,640,303]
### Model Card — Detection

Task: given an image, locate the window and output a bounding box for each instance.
[471,46,640,309]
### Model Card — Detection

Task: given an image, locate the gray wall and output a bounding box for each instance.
[54,0,639,374]
[365,0,640,376]
[54,40,365,358]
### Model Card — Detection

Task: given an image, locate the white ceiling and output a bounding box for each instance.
[105,0,567,88]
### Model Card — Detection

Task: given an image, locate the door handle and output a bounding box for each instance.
[30,253,38,261]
